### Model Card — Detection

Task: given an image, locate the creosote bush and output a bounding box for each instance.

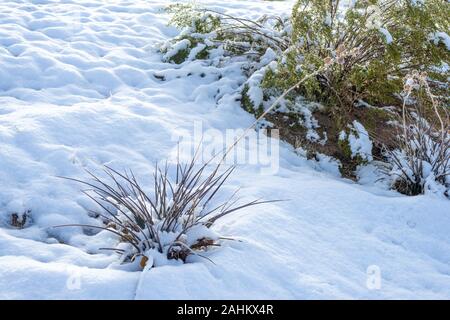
[162,1,449,192]
[164,1,448,116]
[59,156,272,269]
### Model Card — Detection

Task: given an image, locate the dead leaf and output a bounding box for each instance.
[140,256,149,269]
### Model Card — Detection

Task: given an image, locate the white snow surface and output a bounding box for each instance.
[0,0,450,300]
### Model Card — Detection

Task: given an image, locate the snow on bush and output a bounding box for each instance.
[388,135,450,196]
[339,121,373,162]
[243,59,278,114]
[162,38,191,63]
[385,72,450,196]
[261,0,450,109]
[161,1,448,189]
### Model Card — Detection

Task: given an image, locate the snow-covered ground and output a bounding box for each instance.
[0,0,449,299]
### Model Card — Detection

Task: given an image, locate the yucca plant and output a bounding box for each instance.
[57,154,274,268]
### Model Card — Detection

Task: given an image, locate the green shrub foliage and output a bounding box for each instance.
[165,1,448,110]
[265,0,449,109]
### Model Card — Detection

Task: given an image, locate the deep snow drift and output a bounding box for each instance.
[0,0,449,299]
